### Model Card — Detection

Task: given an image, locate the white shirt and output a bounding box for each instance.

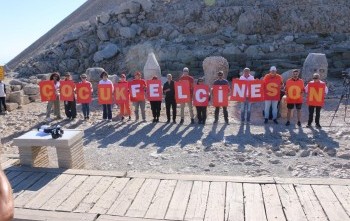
[239,75,254,81]
[99,79,114,91]
[305,80,328,94]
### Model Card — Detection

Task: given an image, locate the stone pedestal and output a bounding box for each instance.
[14,129,84,169]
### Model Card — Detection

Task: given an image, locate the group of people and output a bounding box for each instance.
[43,66,328,128]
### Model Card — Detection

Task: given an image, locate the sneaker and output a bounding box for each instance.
[264,118,268,124]
[316,124,322,128]
[306,124,312,128]
[273,119,278,124]
[191,118,195,124]
[285,121,290,126]
[180,119,184,124]
[297,121,301,127]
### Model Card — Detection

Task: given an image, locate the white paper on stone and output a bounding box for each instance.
[143,52,161,80]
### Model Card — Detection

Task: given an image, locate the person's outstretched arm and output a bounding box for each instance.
[0,166,14,221]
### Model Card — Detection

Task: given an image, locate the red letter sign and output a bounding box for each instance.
[264,79,281,101]
[212,85,229,107]
[248,80,264,102]
[286,80,304,103]
[307,82,326,106]
[114,83,129,104]
[231,79,247,102]
[39,80,56,101]
[147,80,162,101]
[175,81,190,103]
[193,85,209,106]
[76,83,92,103]
[98,84,113,104]
[60,81,75,101]
[129,80,146,102]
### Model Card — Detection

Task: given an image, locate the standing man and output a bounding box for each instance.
[263,66,283,124]
[239,68,254,122]
[163,73,177,123]
[213,71,230,124]
[132,71,147,121]
[305,73,328,128]
[0,165,14,221]
[179,67,194,124]
[285,69,304,126]
[0,80,7,114]
[63,72,77,120]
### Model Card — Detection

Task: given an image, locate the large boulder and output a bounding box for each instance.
[8,91,24,105]
[23,84,40,95]
[143,53,161,80]
[202,56,229,86]
[302,53,328,82]
[93,43,120,63]
[5,103,18,112]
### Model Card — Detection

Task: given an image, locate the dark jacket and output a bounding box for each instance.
[163,80,175,101]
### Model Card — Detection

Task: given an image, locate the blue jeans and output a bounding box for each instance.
[240,99,252,121]
[82,103,90,118]
[264,100,278,120]
[102,104,112,119]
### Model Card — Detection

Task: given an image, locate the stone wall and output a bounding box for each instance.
[12,0,350,80]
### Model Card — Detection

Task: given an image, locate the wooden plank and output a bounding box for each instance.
[330,185,350,216]
[90,178,130,214]
[107,178,145,216]
[57,175,102,212]
[184,181,210,221]
[295,185,328,221]
[165,180,193,220]
[204,182,226,221]
[244,183,267,221]
[41,175,88,211]
[145,180,177,220]
[24,174,74,209]
[15,173,59,207]
[225,182,244,221]
[126,179,160,218]
[9,171,34,189]
[14,208,97,221]
[275,177,350,185]
[128,172,274,183]
[97,215,168,221]
[312,185,350,220]
[276,184,307,221]
[13,172,46,198]
[74,176,116,213]
[261,184,286,221]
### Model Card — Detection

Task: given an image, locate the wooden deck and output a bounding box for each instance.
[3,163,350,221]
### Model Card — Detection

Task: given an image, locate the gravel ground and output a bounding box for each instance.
[1,79,350,178]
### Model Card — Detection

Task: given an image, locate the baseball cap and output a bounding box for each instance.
[270,66,277,71]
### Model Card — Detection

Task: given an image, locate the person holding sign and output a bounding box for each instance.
[285,69,304,126]
[79,74,93,120]
[149,76,162,123]
[263,66,283,124]
[179,67,195,124]
[130,71,147,121]
[99,71,114,120]
[117,73,131,121]
[239,68,254,122]
[0,80,7,114]
[305,73,328,128]
[63,72,77,120]
[194,78,209,124]
[213,71,230,124]
[46,72,62,121]
[163,74,177,123]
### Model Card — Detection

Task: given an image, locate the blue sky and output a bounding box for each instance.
[0,0,87,65]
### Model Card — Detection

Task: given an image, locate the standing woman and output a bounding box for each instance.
[46,72,62,121]
[118,73,131,120]
[99,71,114,120]
[163,73,177,123]
[63,72,77,120]
[150,76,162,123]
[80,74,93,120]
